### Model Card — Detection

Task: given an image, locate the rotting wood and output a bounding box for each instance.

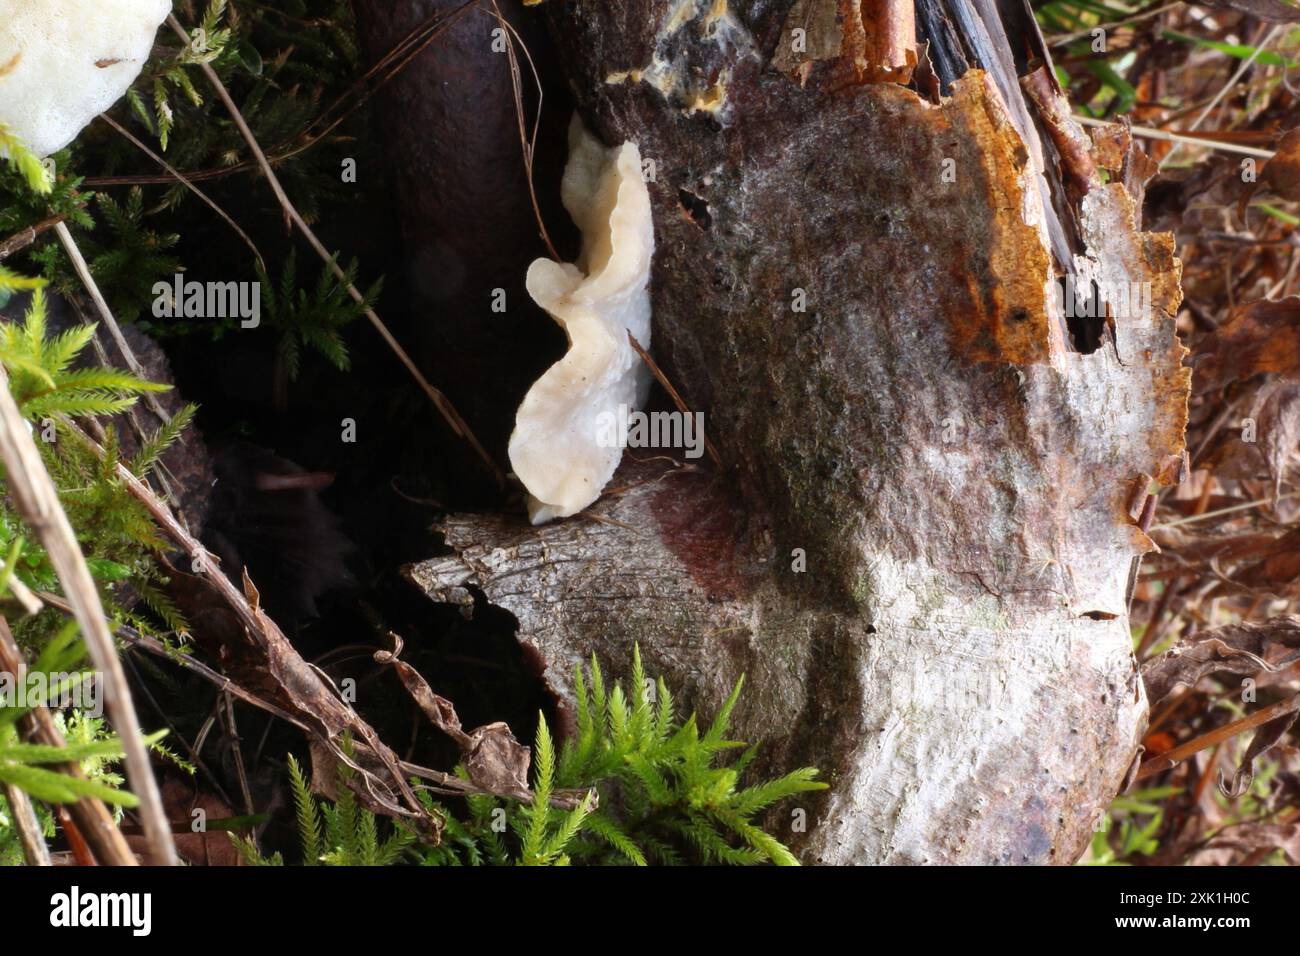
[405,0,1191,863]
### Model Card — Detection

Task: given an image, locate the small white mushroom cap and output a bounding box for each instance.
[508,116,654,524]
[0,0,172,158]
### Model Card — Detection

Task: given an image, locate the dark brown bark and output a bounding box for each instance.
[353,0,574,460]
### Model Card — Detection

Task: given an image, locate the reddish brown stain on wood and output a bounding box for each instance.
[650,466,751,602]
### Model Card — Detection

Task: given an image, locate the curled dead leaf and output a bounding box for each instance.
[1233,527,1300,594]
[1219,706,1299,797]
[1204,821,1300,863]
[461,722,532,799]
[1141,616,1300,707]
[372,640,596,809]
[373,634,469,747]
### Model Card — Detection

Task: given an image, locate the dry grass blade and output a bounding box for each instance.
[1048,1,1181,46]
[1158,22,1283,169]
[1074,116,1277,159]
[487,0,560,261]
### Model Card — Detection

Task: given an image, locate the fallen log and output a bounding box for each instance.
[401,0,1190,863]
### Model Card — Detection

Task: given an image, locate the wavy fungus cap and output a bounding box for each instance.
[508,115,654,524]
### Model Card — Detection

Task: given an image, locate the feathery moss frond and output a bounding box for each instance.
[0,124,52,195]
[288,755,323,865]
[261,647,825,867]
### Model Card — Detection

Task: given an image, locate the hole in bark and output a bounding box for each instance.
[677,188,712,230]
[1054,276,1107,354]
[1081,610,1118,621]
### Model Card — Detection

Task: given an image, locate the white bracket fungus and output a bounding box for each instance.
[0,0,172,157]
[508,116,654,524]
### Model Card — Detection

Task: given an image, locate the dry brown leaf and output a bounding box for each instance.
[163,561,438,836]
[1204,821,1300,863]
[123,773,245,867]
[1255,381,1300,496]
[462,722,533,799]
[1142,616,1300,706]
[1262,128,1300,202]
[1234,527,1300,593]
[374,635,469,747]
[373,638,545,802]
[1220,706,1299,796]
[1193,297,1300,394]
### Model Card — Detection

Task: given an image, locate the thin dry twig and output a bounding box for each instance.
[58,591,590,810]
[1,779,52,866]
[628,332,723,469]
[165,13,506,488]
[96,113,266,272]
[1048,1,1181,47]
[76,601,309,731]
[0,215,64,262]
[1158,22,1283,169]
[1136,693,1300,780]
[1074,115,1277,159]
[222,692,255,816]
[61,416,425,822]
[1155,490,1300,529]
[54,417,558,822]
[53,221,174,427]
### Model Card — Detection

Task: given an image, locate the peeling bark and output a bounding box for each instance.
[404,0,1190,863]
